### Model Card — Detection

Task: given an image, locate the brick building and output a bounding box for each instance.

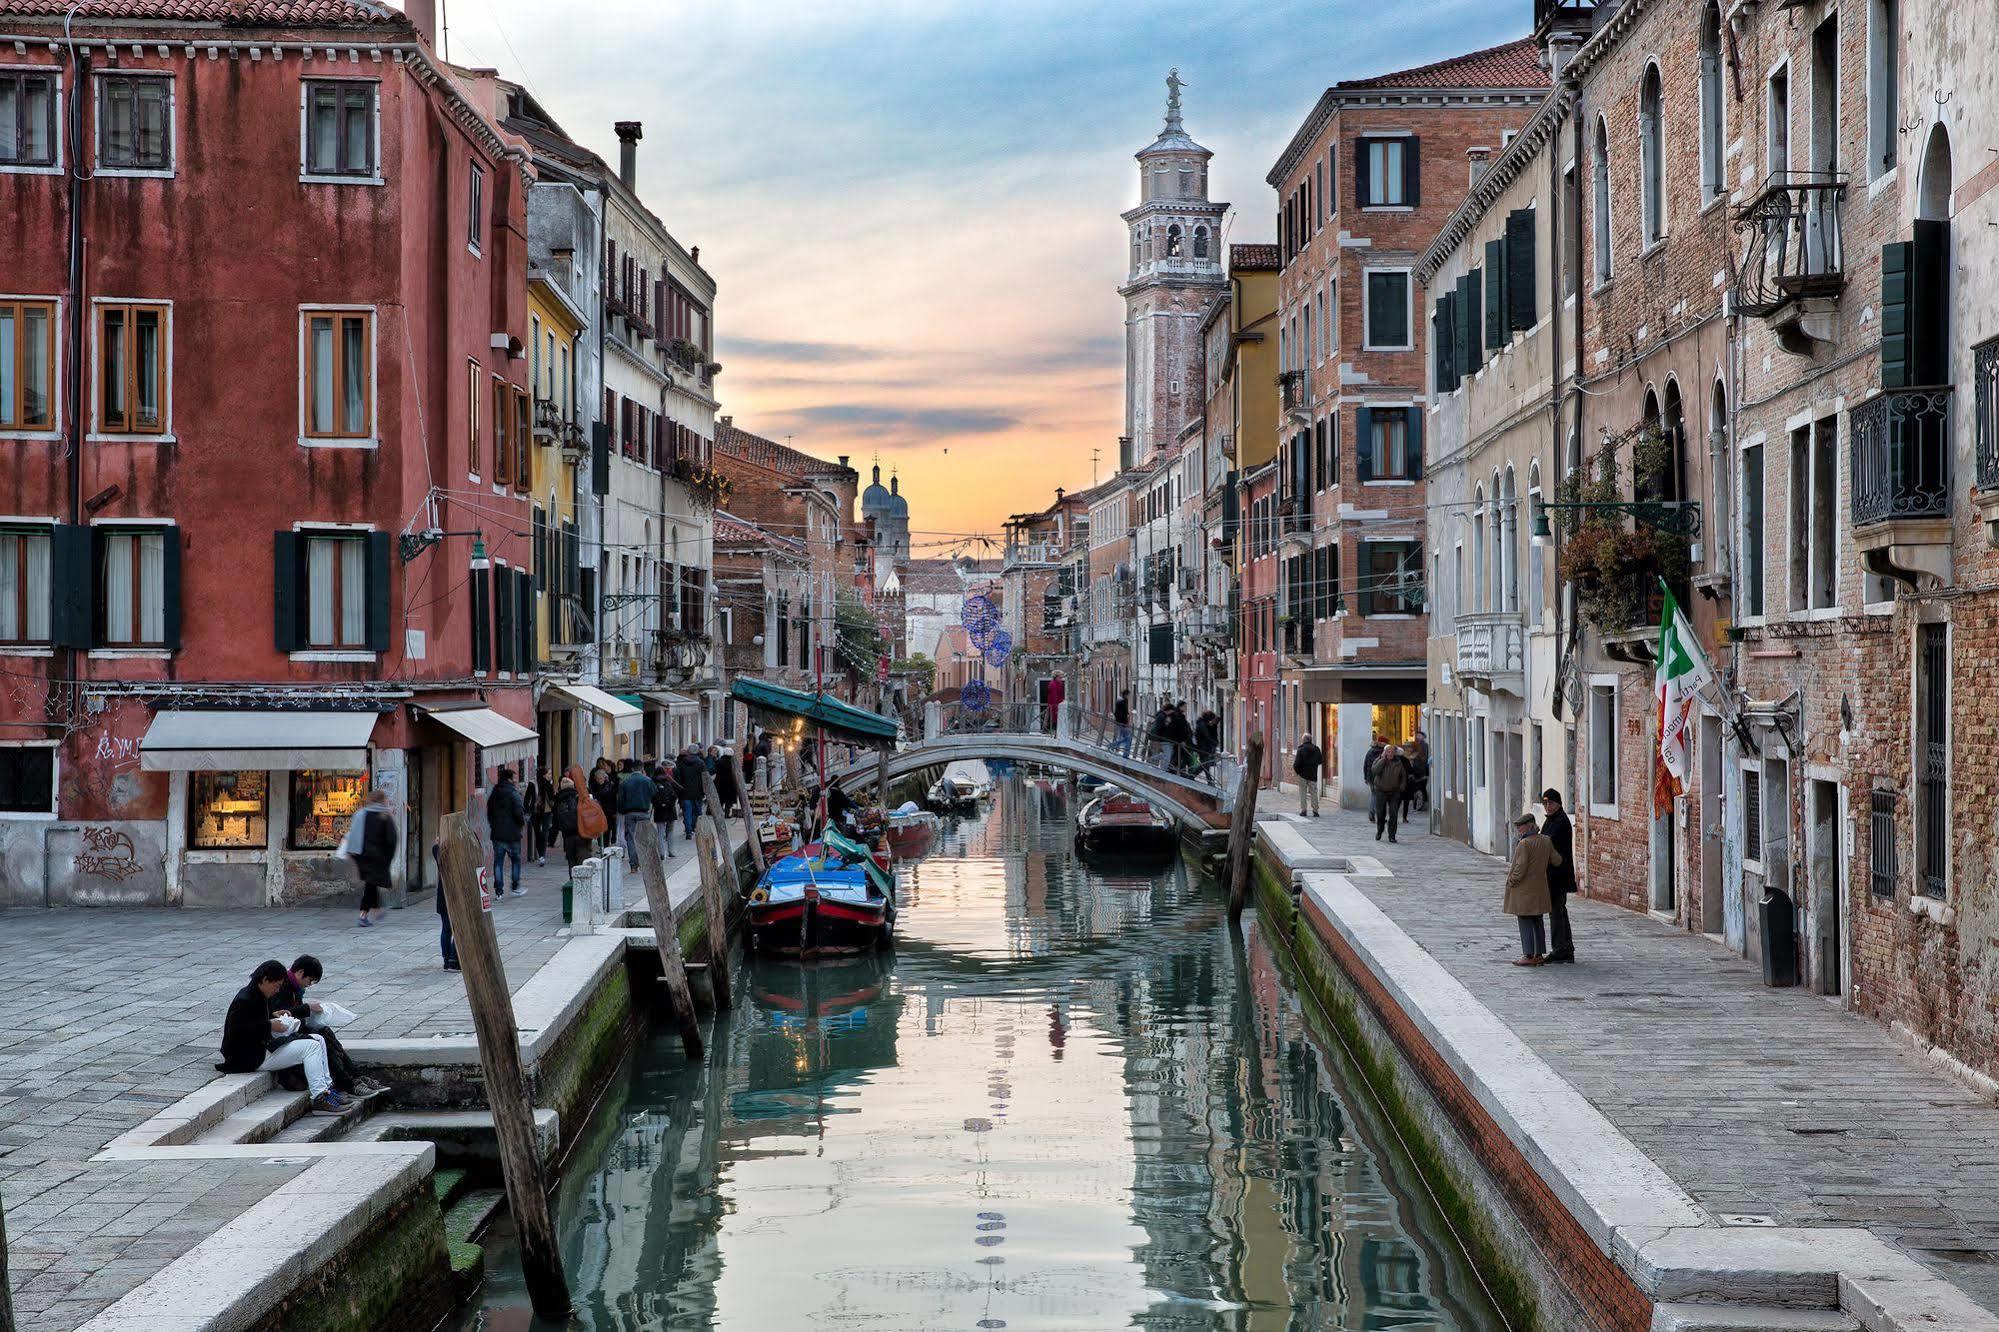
[0,0,540,907]
[1265,39,1548,807]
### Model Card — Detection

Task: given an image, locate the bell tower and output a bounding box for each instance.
[1120,69,1228,470]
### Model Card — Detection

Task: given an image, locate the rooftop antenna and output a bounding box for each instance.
[1091,447,1101,486]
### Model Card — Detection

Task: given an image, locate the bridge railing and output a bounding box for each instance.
[924,699,1239,801]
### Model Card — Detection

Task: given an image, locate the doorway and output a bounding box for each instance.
[1807,779,1843,996]
[1699,712,1724,935]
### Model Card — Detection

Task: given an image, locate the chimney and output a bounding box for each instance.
[838,455,850,469]
[403,0,437,46]
[614,121,642,191]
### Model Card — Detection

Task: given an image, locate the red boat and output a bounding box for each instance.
[1075,790,1178,858]
[744,838,895,956]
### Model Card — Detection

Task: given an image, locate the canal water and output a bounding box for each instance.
[466,777,1502,1330]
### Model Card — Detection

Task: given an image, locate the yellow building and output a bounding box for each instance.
[1224,244,1280,470]
[528,268,587,768]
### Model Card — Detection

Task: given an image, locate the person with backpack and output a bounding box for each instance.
[552,776,589,876]
[649,760,680,858]
[674,747,709,840]
[341,788,397,927]
[1370,744,1411,843]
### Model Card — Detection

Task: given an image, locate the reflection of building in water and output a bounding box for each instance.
[722,957,903,1142]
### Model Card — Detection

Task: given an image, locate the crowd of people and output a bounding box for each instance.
[1106,690,1223,779]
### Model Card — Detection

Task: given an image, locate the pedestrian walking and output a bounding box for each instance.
[1193,710,1221,778]
[432,839,459,971]
[521,771,545,865]
[1113,689,1132,755]
[1540,789,1577,963]
[649,761,680,858]
[587,760,617,846]
[1408,732,1432,813]
[1504,812,1561,966]
[1362,735,1386,825]
[1166,702,1194,774]
[1147,704,1172,767]
[487,767,528,898]
[615,758,655,861]
[341,788,397,926]
[1292,734,1325,817]
[1370,745,1410,842]
[713,747,741,817]
[552,777,588,876]
[674,747,708,840]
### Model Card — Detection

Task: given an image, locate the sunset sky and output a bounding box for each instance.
[441,1,1527,548]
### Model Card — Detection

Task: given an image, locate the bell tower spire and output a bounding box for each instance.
[1164,68,1185,134]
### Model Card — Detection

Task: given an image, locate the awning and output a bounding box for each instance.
[417,705,539,767]
[141,710,379,772]
[641,690,701,716]
[728,677,899,746]
[545,682,644,735]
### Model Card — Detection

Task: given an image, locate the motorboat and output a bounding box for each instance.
[883,801,939,858]
[925,773,982,815]
[1075,788,1178,858]
[745,831,895,955]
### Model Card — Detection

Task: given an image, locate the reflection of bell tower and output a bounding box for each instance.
[1120,69,1227,470]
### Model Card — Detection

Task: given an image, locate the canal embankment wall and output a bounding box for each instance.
[1249,821,1999,1332]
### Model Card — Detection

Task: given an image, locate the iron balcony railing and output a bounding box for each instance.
[1279,370,1308,415]
[1850,386,1953,527]
[1975,338,1999,491]
[1735,172,1848,318]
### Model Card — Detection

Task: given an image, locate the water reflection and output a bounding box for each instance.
[470,779,1500,1330]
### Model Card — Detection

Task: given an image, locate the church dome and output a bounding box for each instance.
[860,463,893,519]
[888,472,909,517]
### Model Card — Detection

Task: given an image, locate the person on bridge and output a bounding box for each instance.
[1292,734,1325,817]
[1166,702,1194,774]
[1147,703,1172,768]
[1113,690,1132,756]
[1193,710,1221,778]
[1539,789,1578,963]
[1504,812,1561,966]
[1045,673,1065,733]
[1370,745,1411,842]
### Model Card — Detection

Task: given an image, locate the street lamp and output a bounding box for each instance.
[1530,496,1702,542]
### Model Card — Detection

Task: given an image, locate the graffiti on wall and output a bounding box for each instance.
[73,826,144,881]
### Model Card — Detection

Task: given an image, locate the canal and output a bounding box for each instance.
[465,777,1503,1330]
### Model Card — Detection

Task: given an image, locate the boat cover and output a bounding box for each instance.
[728,677,899,745]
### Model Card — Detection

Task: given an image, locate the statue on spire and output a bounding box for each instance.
[1165,68,1185,132]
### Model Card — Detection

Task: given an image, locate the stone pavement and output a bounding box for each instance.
[0,852,594,1332]
[1270,805,1999,1315]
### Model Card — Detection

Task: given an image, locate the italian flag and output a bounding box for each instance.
[1654,582,1714,813]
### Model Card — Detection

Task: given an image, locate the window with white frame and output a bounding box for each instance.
[96,302,168,435]
[100,528,166,647]
[1699,3,1726,200]
[304,532,368,649]
[0,526,51,645]
[1867,0,1899,178]
[1364,270,1410,349]
[1741,759,1764,866]
[1588,680,1618,815]
[0,743,55,815]
[0,70,58,168]
[467,162,485,251]
[96,73,170,172]
[302,80,377,179]
[1787,415,1836,611]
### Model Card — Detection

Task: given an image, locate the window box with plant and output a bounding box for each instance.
[1553,426,1693,646]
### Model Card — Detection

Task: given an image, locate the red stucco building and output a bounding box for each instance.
[0,0,538,907]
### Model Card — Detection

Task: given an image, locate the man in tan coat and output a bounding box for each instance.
[1504,812,1561,967]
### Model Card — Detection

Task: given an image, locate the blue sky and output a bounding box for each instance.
[445,0,1530,537]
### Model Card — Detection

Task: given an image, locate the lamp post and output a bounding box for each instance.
[1531,497,1702,543]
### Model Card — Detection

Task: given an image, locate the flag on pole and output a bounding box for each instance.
[1654,582,1716,812]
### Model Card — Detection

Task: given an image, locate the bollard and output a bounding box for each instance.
[573,858,602,935]
[601,845,625,915]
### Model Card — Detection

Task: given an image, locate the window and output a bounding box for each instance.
[97,74,170,172]
[303,533,367,648]
[1767,64,1791,177]
[1742,762,1763,863]
[1640,63,1666,245]
[1787,417,1837,610]
[0,745,55,815]
[1740,441,1765,618]
[99,528,167,647]
[1916,622,1947,898]
[302,309,372,440]
[1358,135,1417,207]
[1360,405,1419,481]
[466,360,482,476]
[301,80,376,181]
[96,302,168,435]
[1867,0,1899,177]
[1868,788,1897,896]
[493,379,513,488]
[289,769,367,850]
[0,527,51,645]
[513,387,531,488]
[1362,540,1422,615]
[188,771,268,849]
[1588,682,1618,814]
[1695,6,1725,202]
[467,163,484,251]
[0,70,58,168]
[0,299,56,429]
[1592,117,1613,286]
[1193,225,1209,259]
[1365,270,1410,349]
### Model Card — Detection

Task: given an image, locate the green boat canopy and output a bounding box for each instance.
[729,677,900,747]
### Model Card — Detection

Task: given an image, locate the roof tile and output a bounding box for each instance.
[1337,37,1548,91]
[0,1,406,26]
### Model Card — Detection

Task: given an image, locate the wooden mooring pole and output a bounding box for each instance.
[695,817,736,1010]
[1225,733,1266,922]
[728,754,766,875]
[1,1186,16,1332]
[701,770,737,881]
[437,813,572,1320]
[628,813,704,1059]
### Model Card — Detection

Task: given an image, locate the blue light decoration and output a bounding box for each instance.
[961,678,992,713]
[960,593,999,643]
[982,629,1012,670]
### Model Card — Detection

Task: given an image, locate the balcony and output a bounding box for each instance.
[1454,612,1525,694]
[1004,541,1061,568]
[1851,386,1953,587]
[1279,370,1309,421]
[1974,341,1999,544]
[1278,506,1313,548]
[1735,173,1847,350]
[533,396,564,440]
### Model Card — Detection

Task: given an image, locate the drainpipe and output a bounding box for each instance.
[1561,78,1587,810]
[61,29,90,722]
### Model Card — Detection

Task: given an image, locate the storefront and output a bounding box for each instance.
[407,703,539,893]
[1303,668,1424,810]
[633,690,702,758]
[538,682,643,770]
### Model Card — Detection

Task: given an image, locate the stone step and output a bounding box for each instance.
[1652,1304,1860,1332]
[189,1089,308,1146]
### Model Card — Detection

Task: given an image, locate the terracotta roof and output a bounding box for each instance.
[714,420,852,480]
[1230,243,1280,272]
[0,0,408,26]
[1336,37,1548,90]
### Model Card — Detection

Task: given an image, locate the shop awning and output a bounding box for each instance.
[416,705,539,767]
[140,710,379,772]
[545,682,644,735]
[728,677,899,747]
[641,690,701,715]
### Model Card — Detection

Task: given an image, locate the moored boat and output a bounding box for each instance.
[1075,788,1178,858]
[884,802,939,858]
[745,833,895,955]
[924,773,981,815]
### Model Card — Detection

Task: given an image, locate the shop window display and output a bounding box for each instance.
[189,771,269,849]
[290,769,368,850]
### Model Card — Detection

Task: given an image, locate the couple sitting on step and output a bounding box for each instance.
[217,956,390,1117]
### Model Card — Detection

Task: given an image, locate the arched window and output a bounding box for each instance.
[1527,461,1545,627]
[1131,230,1142,270]
[1699,5,1725,200]
[1472,486,1487,614]
[1708,379,1731,584]
[1501,467,1520,613]
[1165,224,1183,257]
[1488,472,1505,612]
[1918,123,1952,222]
[1662,380,1686,505]
[1592,116,1613,285]
[1193,225,1209,259]
[1640,62,1666,245]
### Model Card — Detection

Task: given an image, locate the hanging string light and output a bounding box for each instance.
[961,678,992,713]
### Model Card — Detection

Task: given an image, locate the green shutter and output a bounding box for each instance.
[365,531,391,654]
[591,420,611,497]
[1881,241,1911,388]
[1506,208,1537,332]
[1356,142,1371,208]
[494,564,515,674]
[49,524,92,649]
[1485,238,1508,350]
[1404,135,1420,206]
[159,527,182,652]
[1355,405,1374,482]
[1409,408,1424,478]
[1358,544,1376,616]
[471,564,491,673]
[1461,272,1482,372]
[521,567,537,671]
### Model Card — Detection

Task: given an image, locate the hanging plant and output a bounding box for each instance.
[1556,427,1692,636]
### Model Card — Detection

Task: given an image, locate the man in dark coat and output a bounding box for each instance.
[487,768,528,898]
[1362,735,1386,824]
[1293,734,1325,817]
[674,747,709,840]
[713,748,741,816]
[218,960,347,1115]
[1540,789,1578,963]
[1193,711,1221,777]
[1113,690,1132,755]
[1370,745,1410,842]
[649,761,680,858]
[346,789,397,926]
